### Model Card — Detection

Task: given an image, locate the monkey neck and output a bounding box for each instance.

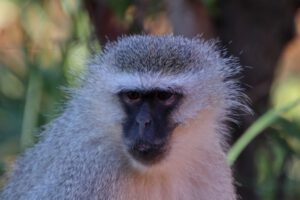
[122,109,235,199]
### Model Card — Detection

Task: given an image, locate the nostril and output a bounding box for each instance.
[144,120,151,127]
[136,118,152,128]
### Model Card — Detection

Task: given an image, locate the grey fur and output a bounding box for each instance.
[94,35,232,75]
[1,35,246,200]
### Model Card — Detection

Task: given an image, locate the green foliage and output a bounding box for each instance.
[106,0,133,18]
[0,0,91,186]
[201,0,220,16]
[228,99,300,165]
[228,99,300,199]
[20,68,43,150]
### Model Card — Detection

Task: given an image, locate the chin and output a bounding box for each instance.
[126,147,170,172]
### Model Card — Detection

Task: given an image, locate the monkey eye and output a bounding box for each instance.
[156,91,176,104]
[124,91,141,102]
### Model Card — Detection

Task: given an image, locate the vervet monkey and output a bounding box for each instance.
[1,35,247,200]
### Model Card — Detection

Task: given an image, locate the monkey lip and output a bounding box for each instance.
[127,141,167,165]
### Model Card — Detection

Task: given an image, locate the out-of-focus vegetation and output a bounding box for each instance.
[0,0,300,199]
[0,0,91,187]
[228,98,300,199]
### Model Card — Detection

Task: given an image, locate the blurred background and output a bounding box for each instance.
[0,0,300,199]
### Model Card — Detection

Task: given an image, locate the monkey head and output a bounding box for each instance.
[82,35,245,168]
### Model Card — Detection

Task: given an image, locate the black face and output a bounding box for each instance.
[118,89,182,165]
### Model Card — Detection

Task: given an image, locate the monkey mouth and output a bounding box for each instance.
[127,141,168,165]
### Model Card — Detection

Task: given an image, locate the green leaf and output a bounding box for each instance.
[274,117,300,141]
[20,69,43,150]
[227,99,300,165]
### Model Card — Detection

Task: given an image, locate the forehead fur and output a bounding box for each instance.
[82,35,247,123]
[95,35,226,75]
[87,35,240,95]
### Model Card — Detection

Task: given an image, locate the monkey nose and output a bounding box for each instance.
[136,103,152,128]
[136,117,152,128]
